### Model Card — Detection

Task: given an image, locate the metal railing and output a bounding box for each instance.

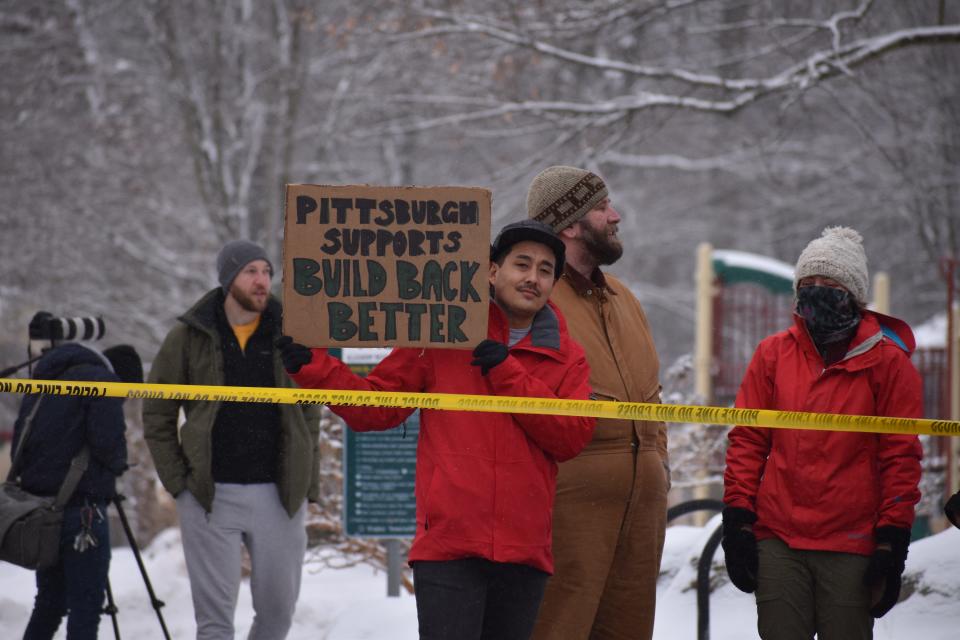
[666,499,726,640]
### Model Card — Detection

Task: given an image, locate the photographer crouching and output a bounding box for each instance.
[10,312,143,640]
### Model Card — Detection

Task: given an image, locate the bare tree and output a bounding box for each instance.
[141,0,311,255]
[335,0,959,345]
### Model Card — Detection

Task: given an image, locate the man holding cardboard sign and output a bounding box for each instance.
[280,219,595,640]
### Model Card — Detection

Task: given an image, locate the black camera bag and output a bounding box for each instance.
[0,396,89,570]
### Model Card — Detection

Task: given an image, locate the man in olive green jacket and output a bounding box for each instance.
[528,167,669,640]
[143,240,320,640]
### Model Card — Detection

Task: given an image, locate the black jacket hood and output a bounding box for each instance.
[34,342,111,380]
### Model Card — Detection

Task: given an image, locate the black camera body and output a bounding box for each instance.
[29,311,106,343]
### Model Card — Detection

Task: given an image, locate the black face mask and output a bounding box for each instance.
[796,285,861,347]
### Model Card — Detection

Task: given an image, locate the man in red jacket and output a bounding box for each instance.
[279,219,595,640]
[722,226,923,640]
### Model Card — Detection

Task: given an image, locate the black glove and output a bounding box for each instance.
[276,335,313,374]
[863,525,911,618]
[721,507,759,593]
[944,491,960,529]
[470,339,509,376]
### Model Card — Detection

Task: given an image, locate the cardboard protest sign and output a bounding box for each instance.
[283,184,491,348]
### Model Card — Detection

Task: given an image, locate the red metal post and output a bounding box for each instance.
[940,258,958,499]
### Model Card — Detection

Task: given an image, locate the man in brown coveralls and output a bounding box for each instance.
[527,166,669,640]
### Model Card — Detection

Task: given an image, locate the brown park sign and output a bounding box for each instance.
[282,184,491,348]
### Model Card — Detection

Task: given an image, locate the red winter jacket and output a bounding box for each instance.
[723,310,922,556]
[291,301,595,573]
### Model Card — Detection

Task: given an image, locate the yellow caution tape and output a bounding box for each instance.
[2,378,958,437]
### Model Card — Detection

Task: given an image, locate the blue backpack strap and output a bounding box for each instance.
[881,325,908,352]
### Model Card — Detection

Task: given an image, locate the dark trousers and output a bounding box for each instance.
[756,537,873,640]
[413,558,549,640]
[23,502,111,640]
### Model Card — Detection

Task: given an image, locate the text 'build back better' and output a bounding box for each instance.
[282,184,491,349]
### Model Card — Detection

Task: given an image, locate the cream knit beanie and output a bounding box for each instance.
[794,226,869,304]
[527,166,609,232]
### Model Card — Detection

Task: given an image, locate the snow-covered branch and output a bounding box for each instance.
[66,0,107,123]
[358,11,960,138]
[772,25,960,91]
[390,2,955,94]
[348,92,756,138]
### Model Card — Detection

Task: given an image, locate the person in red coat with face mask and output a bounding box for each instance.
[722,226,922,640]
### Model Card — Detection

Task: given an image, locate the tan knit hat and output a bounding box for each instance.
[527,165,609,232]
[794,226,869,304]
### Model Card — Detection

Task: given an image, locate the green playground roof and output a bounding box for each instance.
[712,249,794,295]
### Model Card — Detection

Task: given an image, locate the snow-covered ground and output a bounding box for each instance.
[656,517,960,640]
[2,519,958,639]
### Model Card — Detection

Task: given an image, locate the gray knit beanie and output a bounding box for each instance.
[794,226,869,305]
[527,165,609,232]
[217,240,272,292]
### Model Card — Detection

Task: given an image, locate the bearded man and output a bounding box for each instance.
[527,166,669,640]
[144,240,321,640]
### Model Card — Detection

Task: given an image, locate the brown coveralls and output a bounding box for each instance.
[531,266,669,640]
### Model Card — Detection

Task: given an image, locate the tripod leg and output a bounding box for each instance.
[103,576,121,640]
[112,495,172,640]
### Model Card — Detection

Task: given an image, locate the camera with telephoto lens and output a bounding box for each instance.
[29,311,106,343]
[0,311,110,378]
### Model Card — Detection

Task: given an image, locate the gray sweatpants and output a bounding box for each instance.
[177,484,307,640]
